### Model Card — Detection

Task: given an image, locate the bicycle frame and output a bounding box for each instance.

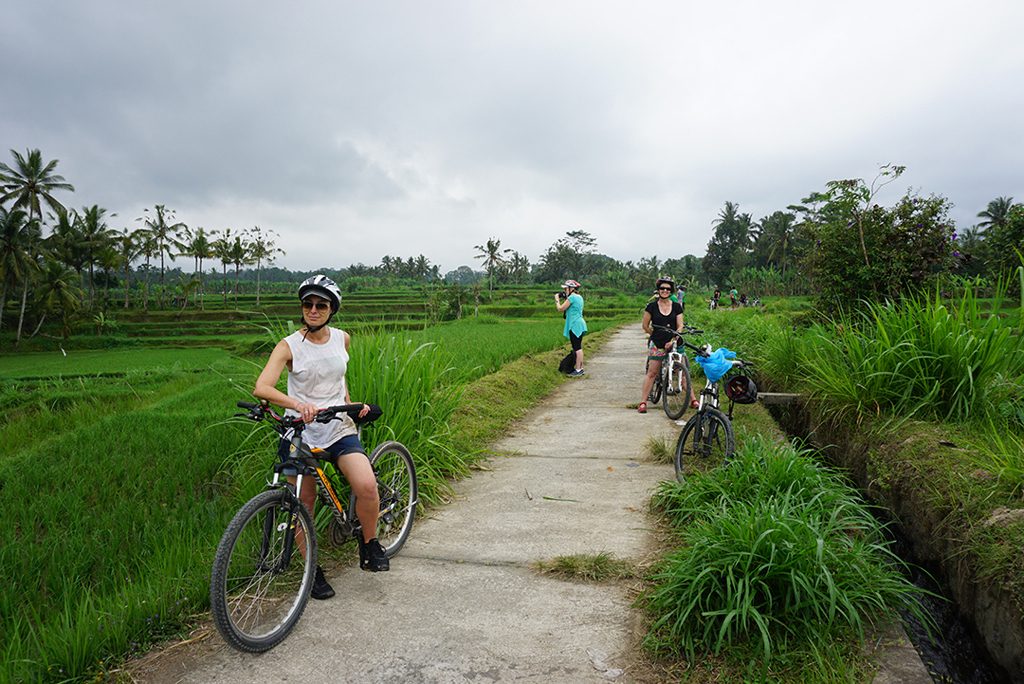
[244,400,372,540]
[273,426,367,541]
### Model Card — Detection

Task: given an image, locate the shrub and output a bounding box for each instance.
[645,437,928,665]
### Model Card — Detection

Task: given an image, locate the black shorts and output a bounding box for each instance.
[278,433,365,466]
[568,331,584,351]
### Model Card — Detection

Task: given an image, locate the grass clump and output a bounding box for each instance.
[534,552,636,582]
[645,435,673,463]
[644,436,929,671]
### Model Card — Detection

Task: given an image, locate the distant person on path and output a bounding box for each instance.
[676,284,686,314]
[639,276,697,413]
[729,287,739,308]
[711,286,721,310]
[555,279,587,376]
[253,274,389,601]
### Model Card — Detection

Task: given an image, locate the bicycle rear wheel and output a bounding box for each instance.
[662,355,692,420]
[357,441,417,557]
[210,488,315,652]
[674,408,735,482]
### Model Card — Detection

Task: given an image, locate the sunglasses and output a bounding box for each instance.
[658,287,672,291]
[302,300,331,311]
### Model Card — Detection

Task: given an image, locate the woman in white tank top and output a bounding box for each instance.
[254,275,390,600]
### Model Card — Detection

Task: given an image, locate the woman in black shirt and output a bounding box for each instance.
[639,276,696,413]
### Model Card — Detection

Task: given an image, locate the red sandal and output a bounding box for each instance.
[637,401,648,413]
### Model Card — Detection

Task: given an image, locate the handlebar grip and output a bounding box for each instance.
[237,401,258,410]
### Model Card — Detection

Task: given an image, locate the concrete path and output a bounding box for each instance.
[136,324,930,683]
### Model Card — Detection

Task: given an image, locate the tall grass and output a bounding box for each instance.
[795,289,1024,428]
[645,436,929,671]
[0,381,247,683]
[350,334,465,505]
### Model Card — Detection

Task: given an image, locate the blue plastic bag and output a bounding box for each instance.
[694,347,736,383]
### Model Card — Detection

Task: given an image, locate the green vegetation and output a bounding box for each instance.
[646,436,929,679]
[533,552,636,582]
[0,347,234,379]
[683,279,1024,677]
[0,307,629,683]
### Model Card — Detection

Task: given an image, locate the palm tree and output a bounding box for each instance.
[0,148,75,230]
[112,227,144,309]
[180,226,213,309]
[31,257,83,339]
[78,205,114,308]
[211,229,236,307]
[139,204,186,309]
[0,207,44,344]
[135,230,158,311]
[96,244,121,309]
[474,237,510,291]
[507,251,531,284]
[0,207,35,333]
[227,235,253,307]
[246,225,283,307]
[977,196,1015,231]
[758,211,797,275]
[45,207,87,287]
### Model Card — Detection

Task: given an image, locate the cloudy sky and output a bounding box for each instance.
[2,1,1022,273]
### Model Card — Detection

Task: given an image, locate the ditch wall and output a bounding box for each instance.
[767,399,1023,683]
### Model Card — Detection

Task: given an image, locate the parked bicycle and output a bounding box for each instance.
[210,400,417,652]
[648,324,701,419]
[656,331,757,481]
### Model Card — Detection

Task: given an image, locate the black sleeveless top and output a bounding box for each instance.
[645,300,682,347]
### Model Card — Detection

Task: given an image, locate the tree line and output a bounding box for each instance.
[3,148,1020,345]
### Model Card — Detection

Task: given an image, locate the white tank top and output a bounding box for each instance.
[283,327,357,448]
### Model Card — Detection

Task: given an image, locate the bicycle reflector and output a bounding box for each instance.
[725,375,758,404]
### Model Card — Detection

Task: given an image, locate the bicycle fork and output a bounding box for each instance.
[260,472,307,573]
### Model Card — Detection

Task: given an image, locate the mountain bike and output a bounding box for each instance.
[210,400,417,652]
[655,331,756,481]
[647,324,700,420]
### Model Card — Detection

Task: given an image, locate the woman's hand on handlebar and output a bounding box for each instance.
[291,401,318,423]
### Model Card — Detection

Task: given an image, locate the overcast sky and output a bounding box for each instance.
[2,1,1022,273]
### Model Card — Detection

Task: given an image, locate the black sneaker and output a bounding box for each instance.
[310,565,335,600]
[359,537,390,572]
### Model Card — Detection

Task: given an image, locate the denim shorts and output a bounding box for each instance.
[278,433,365,465]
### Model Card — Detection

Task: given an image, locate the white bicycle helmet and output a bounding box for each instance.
[297,275,342,336]
[562,279,581,290]
[298,274,342,313]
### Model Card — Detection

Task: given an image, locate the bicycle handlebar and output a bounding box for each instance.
[235,400,378,432]
[650,325,753,368]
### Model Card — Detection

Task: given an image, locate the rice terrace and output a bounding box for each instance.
[2,151,1024,682]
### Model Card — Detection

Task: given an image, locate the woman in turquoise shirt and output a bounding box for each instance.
[555,279,587,376]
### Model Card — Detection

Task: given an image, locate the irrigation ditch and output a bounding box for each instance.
[764,397,1020,683]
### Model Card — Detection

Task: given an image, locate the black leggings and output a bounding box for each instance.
[569,331,584,352]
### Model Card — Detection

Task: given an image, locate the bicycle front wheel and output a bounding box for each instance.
[662,356,692,420]
[357,441,417,558]
[210,488,316,652]
[674,408,735,482]
[648,362,663,405]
